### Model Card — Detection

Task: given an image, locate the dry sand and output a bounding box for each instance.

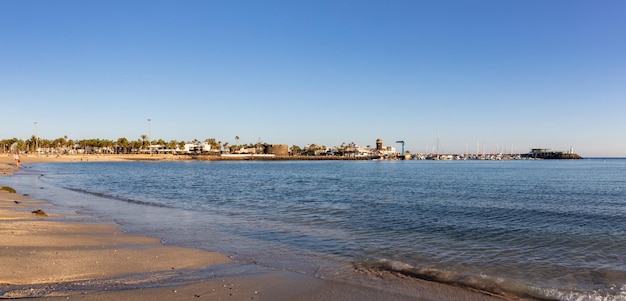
[0,154,508,300]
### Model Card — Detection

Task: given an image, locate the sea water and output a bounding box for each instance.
[5,159,626,300]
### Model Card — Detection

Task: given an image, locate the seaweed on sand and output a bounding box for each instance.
[1,186,17,193]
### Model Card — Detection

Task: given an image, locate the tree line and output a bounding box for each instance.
[0,135,243,155]
[1,135,369,157]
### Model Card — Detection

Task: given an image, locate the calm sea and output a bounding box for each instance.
[5,159,626,300]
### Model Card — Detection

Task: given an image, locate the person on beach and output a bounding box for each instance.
[14,153,20,168]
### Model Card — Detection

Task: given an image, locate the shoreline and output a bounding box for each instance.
[0,155,509,300]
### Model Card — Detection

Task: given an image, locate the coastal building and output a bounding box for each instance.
[183,142,212,154]
[374,139,397,157]
[530,148,557,158]
[529,148,582,159]
[355,146,374,157]
[264,144,289,156]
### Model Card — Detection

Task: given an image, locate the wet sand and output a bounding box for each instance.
[0,154,508,300]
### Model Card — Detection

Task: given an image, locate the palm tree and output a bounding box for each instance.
[167,140,178,153]
[28,135,37,153]
[117,137,129,154]
[130,139,142,153]
[140,135,148,151]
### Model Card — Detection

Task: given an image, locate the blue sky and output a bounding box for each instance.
[1,0,625,156]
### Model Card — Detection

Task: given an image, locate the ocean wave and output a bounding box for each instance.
[354,258,626,301]
[64,187,173,209]
[537,284,626,301]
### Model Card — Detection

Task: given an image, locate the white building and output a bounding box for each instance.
[378,146,397,156]
[183,142,212,154]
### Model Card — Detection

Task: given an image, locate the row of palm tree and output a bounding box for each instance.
[0,134,292,155]
[1,135,372,157]
[0,135,247,155]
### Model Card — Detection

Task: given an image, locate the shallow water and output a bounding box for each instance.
[6,159,626,300]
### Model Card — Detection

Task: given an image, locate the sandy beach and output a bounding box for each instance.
[0,154,508,300]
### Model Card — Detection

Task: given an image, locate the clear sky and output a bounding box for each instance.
[1,0,625,157]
